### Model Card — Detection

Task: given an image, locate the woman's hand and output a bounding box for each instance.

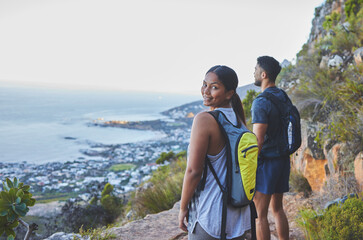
[178,208,189,232]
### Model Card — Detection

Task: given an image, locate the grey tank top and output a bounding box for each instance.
[188,108,251,239]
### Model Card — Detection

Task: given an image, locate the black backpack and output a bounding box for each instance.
[258,89,301,156]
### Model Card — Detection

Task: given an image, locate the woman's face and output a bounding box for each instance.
[201,72,234,110]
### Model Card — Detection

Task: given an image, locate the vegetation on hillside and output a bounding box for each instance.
[277,0,363,171]
[297,196,363,239]
[42,182,123,236]
[126,151,186,219]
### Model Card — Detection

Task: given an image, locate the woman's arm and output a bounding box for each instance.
[178,112,211,232]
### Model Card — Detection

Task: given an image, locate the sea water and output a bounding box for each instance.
[0,83,199,164]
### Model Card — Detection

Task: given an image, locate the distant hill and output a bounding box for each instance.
[162,83,260,118]
[236,83,260,100]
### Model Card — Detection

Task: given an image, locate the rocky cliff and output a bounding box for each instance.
[278,0,363,193]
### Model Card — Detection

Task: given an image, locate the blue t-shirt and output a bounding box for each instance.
[251,87,287,158]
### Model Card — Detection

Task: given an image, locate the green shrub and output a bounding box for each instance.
[155,151,175,164]
[289,170,312,197]
[0,178,36,240]
[329,25,360,54]
[323,12,341,30]
[100,183,123,219]
[242,89,259,130]
[175,150,187,159]
[48,183,123,234]
[345,0,363,18]
[297,197,363,240]
[78,225,116,240]
[129,156,186,218]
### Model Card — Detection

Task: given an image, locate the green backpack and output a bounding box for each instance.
[200,110,258,240]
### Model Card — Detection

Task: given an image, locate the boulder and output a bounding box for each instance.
[301,149,328,192]
[342,21,350,32]
[353,47,363,65]
[324,143,341,176]
[108,201,187,240]
[44,232,85,240]
[319,55,329,69]
[328,55,343,68]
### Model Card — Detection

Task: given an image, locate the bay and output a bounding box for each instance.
[0,83,199,164]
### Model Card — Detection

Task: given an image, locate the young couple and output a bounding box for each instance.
[179,56,290,240]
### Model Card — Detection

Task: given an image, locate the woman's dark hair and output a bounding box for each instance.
[206,65,246,125]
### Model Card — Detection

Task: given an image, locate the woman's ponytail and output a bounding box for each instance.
[231,93,246,126]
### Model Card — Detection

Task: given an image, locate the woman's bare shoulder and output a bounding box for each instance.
[192,111,217,129]
[193,111,214,122]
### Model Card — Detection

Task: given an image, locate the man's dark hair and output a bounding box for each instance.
[257,56,281,83]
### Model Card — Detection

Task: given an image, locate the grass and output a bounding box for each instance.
[77,225,117,240]
[127,156,186,219]
[108,163,136,172]
[34,192,79,203]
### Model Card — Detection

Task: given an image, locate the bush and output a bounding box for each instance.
[297,197,363,240]
[242,89,259,130]
[46,183,123,234]
[156,151,175,164]
[322,12,341,30]
[128,156,186,218]
[0,178,36,240]
[345,0,363,18]
[100,183,123,219]
[78,225,116,240]
[289,170,312,197]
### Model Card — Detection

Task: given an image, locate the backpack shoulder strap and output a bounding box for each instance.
[258,90,289,114]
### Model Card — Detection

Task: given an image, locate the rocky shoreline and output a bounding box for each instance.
[0,101,206,198]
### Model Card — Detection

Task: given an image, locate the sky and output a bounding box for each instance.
[0,0,325,95]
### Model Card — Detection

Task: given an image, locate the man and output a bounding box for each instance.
[251,56,290,240]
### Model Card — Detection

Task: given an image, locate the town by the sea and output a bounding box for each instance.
[0,82,204,196]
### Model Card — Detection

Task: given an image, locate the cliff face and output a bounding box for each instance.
[278,0,363,192]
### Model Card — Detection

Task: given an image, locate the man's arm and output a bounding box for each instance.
[253,123,268,154]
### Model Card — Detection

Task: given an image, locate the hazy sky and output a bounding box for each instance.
[0,0,324,95]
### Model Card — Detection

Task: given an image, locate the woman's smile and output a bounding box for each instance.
[201,72,233,109]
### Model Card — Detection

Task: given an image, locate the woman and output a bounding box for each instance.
[178,65,251,240]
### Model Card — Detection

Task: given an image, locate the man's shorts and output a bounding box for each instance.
[255,156,290,195]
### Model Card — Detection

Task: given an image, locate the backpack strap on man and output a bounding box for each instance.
[258,90,291,114]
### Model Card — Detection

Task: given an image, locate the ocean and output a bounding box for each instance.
[0,83,199,164]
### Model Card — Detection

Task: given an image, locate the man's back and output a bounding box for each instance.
[251,86,286,158]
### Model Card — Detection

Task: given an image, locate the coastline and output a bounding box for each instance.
[0,100,206,199]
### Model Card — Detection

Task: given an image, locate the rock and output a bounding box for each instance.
[354,152,363,191]
[301,149,328,192]
[108,201,187,240]
[353,47,363,65]
[319,55,329,69]
[281,59,291,68]
[328,55,343,68]
[108,197,308,240]
[342,21,350,32]
[44,232,86,240]
[324,143,341,176]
